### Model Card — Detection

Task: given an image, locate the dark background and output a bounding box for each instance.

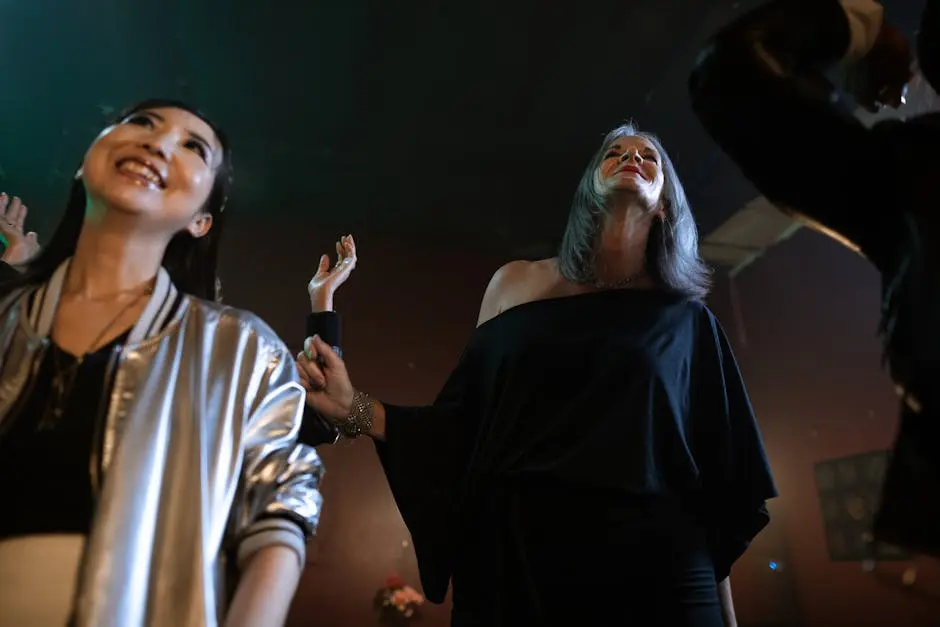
[2,0,939,624]
[2,0,923,252]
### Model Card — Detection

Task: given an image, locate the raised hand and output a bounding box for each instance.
[307,234,357,312]
[0,193,40,265]
[295,334,355,422]
[850,23,914,112]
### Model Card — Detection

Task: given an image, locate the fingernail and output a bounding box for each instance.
[303,336,314,359]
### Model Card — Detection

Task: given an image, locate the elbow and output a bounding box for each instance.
[236,462,324,572]
[237,517,310,572]
[272,444,327,537]
[246,442,326,548]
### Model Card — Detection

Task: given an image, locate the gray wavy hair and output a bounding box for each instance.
[557,122,711,300]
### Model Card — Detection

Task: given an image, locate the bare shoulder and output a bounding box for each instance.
[476,258,557,326]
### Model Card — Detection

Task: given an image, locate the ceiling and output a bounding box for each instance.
[0,0,927,258]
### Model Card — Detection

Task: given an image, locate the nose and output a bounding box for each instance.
[140,141,167,161]
[140,131,176,161]
[620,149,642,164]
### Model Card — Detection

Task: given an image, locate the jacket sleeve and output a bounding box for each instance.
[688,0,906,270]
[232,340,326,570]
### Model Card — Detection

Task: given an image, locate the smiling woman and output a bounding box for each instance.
[0,100,324,627]
[7,99,231,300]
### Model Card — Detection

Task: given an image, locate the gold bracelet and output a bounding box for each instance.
[339,390,374,438]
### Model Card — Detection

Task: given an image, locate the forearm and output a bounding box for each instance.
[225,545,302,627]
[718,577,737,627]
[309,290,333,313]
[841,0,884,60]
[689,0,892,256]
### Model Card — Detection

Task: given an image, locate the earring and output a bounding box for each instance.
[74,168,83,180]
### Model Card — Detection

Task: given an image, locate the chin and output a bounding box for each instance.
[96,181,164,216]
[610,180,643,194]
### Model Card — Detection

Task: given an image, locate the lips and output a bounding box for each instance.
[616,165,647,180]
[115,157,167,189]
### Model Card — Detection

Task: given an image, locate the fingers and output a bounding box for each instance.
[343,234,357,263]
[296,350,327,389]
[12,200,26,232]
[0,194,24,231]
[316,253,330,276]
[310,236,357,287]
[306,334,343,369]
[335,239,345,266]
[6,195,20,223]
[334,234,356,271]
[295,358,313,385]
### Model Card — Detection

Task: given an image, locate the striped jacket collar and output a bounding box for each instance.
[26,259,182,343]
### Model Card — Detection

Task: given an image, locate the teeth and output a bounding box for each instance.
[118,160,162,187]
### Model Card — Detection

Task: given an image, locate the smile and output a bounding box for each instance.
[116,158,166,189]
[616,166,647,180]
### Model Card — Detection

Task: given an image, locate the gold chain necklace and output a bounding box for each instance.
[37,285,153,430]
[592,269,646,290]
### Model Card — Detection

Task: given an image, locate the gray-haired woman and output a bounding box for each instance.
[300,124,776,626]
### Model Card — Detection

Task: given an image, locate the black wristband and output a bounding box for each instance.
[306,311,342,348]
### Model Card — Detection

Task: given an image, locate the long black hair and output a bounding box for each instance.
[0,98,233,301]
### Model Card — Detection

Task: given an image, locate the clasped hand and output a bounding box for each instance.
[296,335,355,422]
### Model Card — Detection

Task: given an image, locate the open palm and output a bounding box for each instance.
[307,235,357,310]
[0,193,39,264]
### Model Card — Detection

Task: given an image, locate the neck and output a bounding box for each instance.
[594,201,654,285]
[66,214,167,299]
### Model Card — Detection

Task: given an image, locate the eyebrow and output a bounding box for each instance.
[142,110,214,153]
[608,142,658,156]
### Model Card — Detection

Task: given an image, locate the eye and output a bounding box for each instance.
[643,153,658,163]
[604,150,619,159]
[184,139,208,161]
[124,113,154,127]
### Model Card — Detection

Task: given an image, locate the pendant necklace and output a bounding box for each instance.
[37,284,153,431]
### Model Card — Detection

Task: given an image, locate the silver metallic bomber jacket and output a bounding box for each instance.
[0,260,325,627]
